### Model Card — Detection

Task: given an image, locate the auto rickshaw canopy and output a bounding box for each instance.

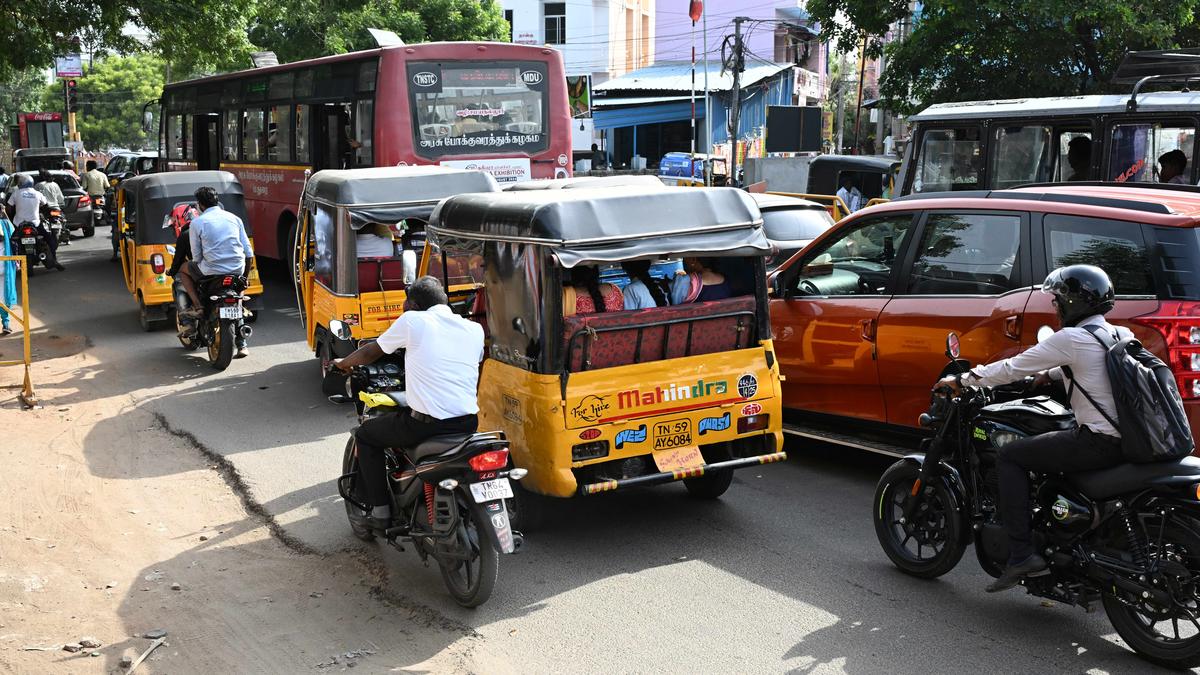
[303,166,500,230]
[503,174,665,191]
[428,186,770,268]
[121,170,249,245]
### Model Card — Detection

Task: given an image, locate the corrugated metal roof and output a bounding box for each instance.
[593,61,791,94]
[592,95,693,107]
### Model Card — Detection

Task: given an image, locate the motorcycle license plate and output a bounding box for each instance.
[218,305,241,319]
[20,237,36,245]
[469,477,513,503]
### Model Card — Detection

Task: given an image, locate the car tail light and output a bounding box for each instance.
[150,253,165,274]
[1133,300,1200,398]
[737,414,770,433]
[571,440,609,461]
[78,195,91,206]
[468,448,510,472]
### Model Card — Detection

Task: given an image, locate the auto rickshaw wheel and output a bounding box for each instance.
[137,295,168,332]
[683,441,734,499]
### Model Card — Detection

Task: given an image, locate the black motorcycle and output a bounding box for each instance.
[13,219,59,272]
[328,321,524,608]
[872,331,1200,669]
[173,274,251,371]
[45,206,68,245]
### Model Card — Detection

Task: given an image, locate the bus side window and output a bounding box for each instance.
[912,127,982,193]
[1056,131,1093,182]
[989,125,1051,189]
[1109,122,1196,183]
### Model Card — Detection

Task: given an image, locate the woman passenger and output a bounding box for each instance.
[621,260,668,309]
[671,257,733,304]
[564,265,622,315]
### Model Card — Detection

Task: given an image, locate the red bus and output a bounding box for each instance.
[159,42,572,262]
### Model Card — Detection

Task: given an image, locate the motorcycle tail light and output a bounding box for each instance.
[222,276,233,286]
[468,448,509,472]
[150,253,165,274]
[77,195,90,206]
[737,414,770,433]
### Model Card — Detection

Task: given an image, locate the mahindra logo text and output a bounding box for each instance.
[617,379,728,409]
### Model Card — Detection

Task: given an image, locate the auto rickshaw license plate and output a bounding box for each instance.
[652,418,692,450]
[652,445,704,472]
[469,477,514,503]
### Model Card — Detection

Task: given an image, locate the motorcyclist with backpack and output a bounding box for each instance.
[935,265,1129,592]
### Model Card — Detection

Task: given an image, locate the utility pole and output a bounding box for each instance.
[728,16,747,187]
[852,33,868,155]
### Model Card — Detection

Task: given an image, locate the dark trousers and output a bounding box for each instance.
[997,426,1123,561]
[38,224,59,268]
[354,410,478,507]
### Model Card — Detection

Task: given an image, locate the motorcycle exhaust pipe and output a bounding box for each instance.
[238,324,253,339]
[511,531,525,553]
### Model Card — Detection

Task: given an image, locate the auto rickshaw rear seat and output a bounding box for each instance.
[357,257,407,293]
[562,295,756,371]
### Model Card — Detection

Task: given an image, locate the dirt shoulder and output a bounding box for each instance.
[0,329,496,673]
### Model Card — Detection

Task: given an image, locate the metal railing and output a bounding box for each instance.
[765,192,852,221]
[0,255,37,407]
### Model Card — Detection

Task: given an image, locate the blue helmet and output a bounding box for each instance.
[15,174,33,189]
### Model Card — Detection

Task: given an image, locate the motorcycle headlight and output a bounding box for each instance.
[990,430,1022,448]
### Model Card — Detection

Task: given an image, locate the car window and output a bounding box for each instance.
[990,126,1051,189]
[912,127,982,193]
[788,214,916,296]
[1108,122,1196,183]
[105,157,126,174]
[1044,214,1153,295]
[905,213,1022,295]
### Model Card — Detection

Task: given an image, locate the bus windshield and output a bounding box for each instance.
[408,61,550,158]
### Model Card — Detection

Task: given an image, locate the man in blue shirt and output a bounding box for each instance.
[180,186,254,357]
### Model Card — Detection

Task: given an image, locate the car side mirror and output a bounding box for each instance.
[328,319,352,341]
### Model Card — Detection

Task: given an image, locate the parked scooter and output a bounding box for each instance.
[327,320,524,608]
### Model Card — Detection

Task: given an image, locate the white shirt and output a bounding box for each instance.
[356,232,395,258]
[7,187,47,226]
[376,304,484,419]
[836,186,863,213]
[967,314,1130,437]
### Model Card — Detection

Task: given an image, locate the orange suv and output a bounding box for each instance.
[769,184,1200,449]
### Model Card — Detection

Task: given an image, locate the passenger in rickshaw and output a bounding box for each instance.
[563,265,622,315]
[671,257,736,303]
[620,260,669,309]
[355,222,397,258]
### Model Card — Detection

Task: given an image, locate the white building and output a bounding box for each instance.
[502,0,656,150]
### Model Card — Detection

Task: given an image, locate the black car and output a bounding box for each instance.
[7,171,94,235]
[103,151,158,220]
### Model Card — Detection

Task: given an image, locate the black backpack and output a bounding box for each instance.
[1066,324,1195,463]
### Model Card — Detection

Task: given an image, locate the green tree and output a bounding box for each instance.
[807,0,1200,113]
[249,0,510,64]
[37,54,165,151]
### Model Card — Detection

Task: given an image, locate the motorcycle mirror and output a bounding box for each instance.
[327,394,353,404]
[1036,325,1054,344]
[328,319,352,341]
[945,333,961,359]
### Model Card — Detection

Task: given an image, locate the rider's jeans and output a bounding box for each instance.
[38,224,58,268]
[996,426,1123,562]
[354,410,478,507]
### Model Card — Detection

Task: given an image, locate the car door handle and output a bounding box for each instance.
[860,318,877,342]
[1004,315,1021,340]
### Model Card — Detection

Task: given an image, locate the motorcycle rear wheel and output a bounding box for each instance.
[873,460,966,579]
[208,318,235,371]
[1103,514,1200,669]
[438,496,499,608]
[341,437,376,542]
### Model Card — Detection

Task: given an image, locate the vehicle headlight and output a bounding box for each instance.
[990,430,1022,448]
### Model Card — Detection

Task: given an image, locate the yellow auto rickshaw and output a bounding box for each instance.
[424,186,787,517]
[292,166,500,393]
[116,171,264,331]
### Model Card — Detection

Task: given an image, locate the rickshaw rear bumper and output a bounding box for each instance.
[577,451,787,495]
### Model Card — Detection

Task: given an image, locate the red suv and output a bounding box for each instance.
[769,184,1200,448]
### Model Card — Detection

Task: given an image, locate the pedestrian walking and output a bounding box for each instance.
[0,214,17,335]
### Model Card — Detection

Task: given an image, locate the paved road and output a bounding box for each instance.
[21,234,1185,673]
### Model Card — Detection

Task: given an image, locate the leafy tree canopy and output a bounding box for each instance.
[249,0,510,64]
[807,0,1200,113]
[37,54,165,150]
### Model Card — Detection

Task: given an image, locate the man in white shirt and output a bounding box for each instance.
[835,175,863,214]
[937,265,1126,592]
[335,276,485,526]
[6,174,64,271]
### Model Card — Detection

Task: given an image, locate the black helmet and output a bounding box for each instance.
[1042,265,1115,327]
